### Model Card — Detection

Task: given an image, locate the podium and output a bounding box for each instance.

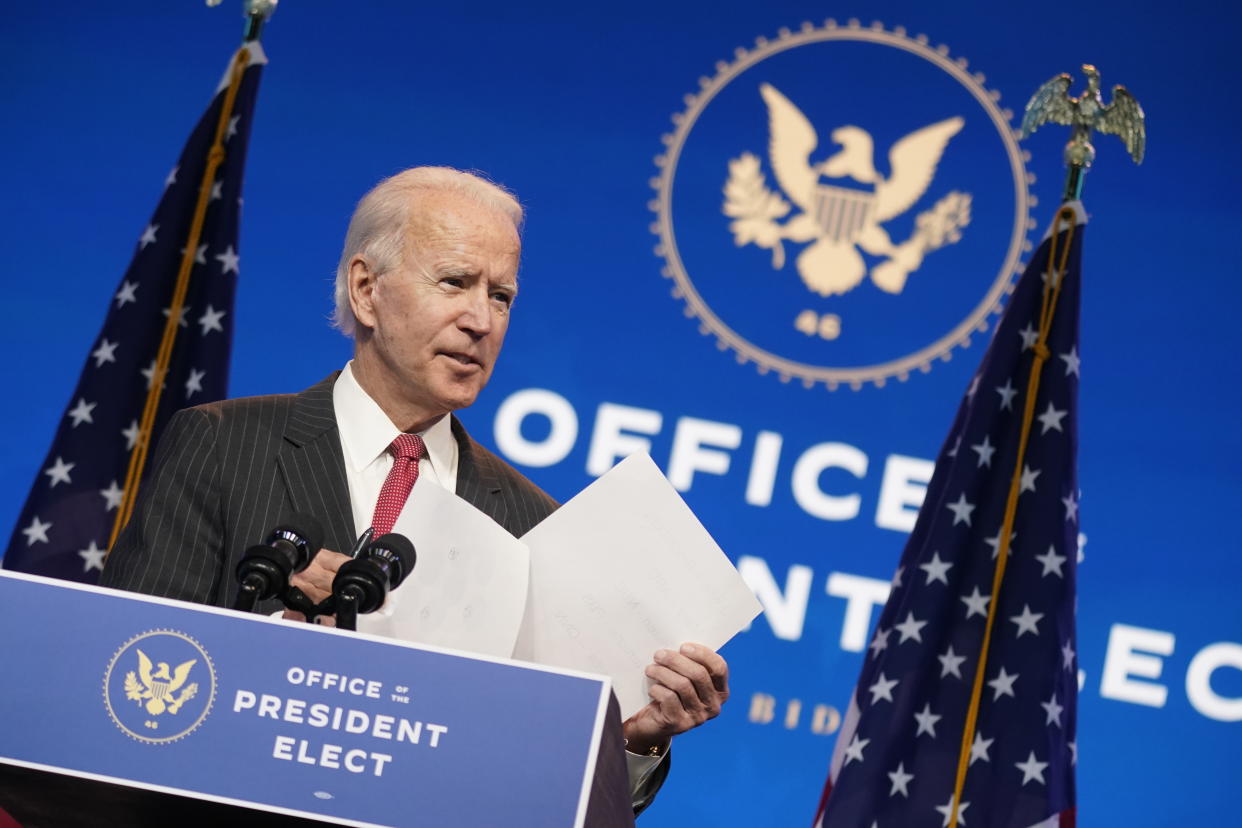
[0,571,633,827]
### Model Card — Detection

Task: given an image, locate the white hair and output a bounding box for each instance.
[332,166,524,335]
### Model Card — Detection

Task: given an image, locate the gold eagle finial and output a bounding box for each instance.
[1020,64,1145,201]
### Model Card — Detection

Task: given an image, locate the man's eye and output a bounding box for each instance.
[491,292,514,306]
[442,277,465,289]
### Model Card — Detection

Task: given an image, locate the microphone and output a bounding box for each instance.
[330,533,416,630]
[232,514,325,612]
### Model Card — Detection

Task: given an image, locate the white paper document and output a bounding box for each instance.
[356,477,530,658]
[514,453,762,718]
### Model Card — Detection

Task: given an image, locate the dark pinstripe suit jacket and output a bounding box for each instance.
[101,373,661,824]
[102,373,560,605]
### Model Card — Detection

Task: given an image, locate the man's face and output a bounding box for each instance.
[353,190,520,420]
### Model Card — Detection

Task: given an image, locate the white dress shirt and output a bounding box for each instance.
[330,363,665,796]
[333,362,458,538]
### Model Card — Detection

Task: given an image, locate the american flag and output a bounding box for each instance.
[816,204,1085,828]
[2,44,266,582]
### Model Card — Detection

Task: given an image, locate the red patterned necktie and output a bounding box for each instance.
[369,433,426,537]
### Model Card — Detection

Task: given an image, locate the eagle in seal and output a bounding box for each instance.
[124,648,198,716]
[725,83,968,297]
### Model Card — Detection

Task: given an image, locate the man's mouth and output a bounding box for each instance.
[440,351,480,368]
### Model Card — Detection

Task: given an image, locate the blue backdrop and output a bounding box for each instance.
[2,2,1238,825]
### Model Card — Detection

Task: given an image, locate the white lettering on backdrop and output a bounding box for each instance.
[493,390,934,532]
[492,389,1242,724]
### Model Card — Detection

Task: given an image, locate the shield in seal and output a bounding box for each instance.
[814,183,875,244]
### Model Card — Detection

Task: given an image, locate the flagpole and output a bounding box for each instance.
[241,0,278,42]
[107,1,277,552]
[206,0,279,42]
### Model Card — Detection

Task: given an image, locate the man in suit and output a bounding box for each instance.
[101,167,731,822]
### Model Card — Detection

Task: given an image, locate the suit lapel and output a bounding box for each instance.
[451,416,509,530]
[274,385,509,551]
[276,374,357,555]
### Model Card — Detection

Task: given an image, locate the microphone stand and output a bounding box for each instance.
[232,576,264,612]
[325,527,374,630]
[335,590,360,632]
[281,585,322,622]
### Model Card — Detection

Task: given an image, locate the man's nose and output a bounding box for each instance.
[457,287,493,338]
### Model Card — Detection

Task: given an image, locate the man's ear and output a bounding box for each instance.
[348,256,379,330]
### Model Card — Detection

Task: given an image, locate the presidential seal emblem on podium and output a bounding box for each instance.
[651,20,1035,389]
[103,629,217,744]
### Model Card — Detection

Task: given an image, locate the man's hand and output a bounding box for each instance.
[281,548,349,623]
[622,642,729,756]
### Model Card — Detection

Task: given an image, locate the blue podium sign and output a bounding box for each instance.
[0,571,611,827]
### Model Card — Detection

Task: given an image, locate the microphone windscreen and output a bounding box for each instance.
[368,533,416,587]
[273,513,325,556]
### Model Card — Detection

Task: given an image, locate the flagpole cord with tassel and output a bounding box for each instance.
[946,204,1078,828]
[106,47,252,554]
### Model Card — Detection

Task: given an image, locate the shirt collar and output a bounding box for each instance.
[333,361,456,476]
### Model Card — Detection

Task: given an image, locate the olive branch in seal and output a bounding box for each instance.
[723,152,791,268]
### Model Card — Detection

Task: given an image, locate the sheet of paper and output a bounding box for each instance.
[514,453,762,718]
[356,477,530,658]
